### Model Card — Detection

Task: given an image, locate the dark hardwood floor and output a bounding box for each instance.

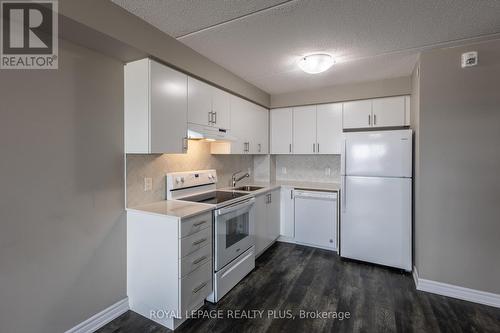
[98,242,500,333]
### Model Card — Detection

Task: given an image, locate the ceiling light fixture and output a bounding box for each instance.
[297,53,335,74]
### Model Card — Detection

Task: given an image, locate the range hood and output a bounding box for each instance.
[187,123,235,142]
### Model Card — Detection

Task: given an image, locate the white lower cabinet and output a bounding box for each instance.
[127,210,213,330]
[254,189,281,256]
[280,186,295,239]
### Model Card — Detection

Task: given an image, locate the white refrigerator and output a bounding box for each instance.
[340,129,412,271]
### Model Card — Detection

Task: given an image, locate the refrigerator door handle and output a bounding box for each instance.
[341,176,346,212]
[341,138,346,175]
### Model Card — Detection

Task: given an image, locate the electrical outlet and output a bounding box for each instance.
[281,167,287,174]
[144,177,153,192]
[325,167,331,176]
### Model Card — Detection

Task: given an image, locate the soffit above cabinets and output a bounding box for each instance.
[113,0,500,95]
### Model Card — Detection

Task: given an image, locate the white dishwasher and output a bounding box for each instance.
[294,189,337,251]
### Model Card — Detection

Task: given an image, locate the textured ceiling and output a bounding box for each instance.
[113,0,500,94]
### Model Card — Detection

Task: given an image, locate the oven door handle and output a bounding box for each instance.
[215,198,255,216]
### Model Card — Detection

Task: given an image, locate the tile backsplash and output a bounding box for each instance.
[275,154,341,183]
[126,140,341,207]
[126,140,253,207]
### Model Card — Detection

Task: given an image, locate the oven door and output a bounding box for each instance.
[214,198,255,270]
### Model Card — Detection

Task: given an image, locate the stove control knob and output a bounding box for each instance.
[180,177,185,184]
[175,176,182,185]
[208,174,213,180]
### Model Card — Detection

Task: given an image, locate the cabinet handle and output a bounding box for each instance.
[193,220,207,227]
[183,137,188,152]
[258,143,261,152]
[208,112,212,124]
[214,111,217,124]
[192,281,208,294]
[269,193,272,203]
[290,190,293,199]
[313,143,315,153]
[289,143,292,153]
[193,255,207,265]
[247,142,250,152]
[368,114,371,126]
[193,238,207,246]
[374,114,377,125]
[317,143,319,153]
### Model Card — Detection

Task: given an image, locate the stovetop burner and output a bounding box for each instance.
[180,190,249,205]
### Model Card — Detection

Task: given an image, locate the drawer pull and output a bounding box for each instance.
[192,281,208,294]
[192,238,207,246]
[193,220,207,227]
[192,255,208,265]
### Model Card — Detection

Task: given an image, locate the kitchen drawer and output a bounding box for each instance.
[180,260,212,314]
[179,244,212,278]
[180,212,212,238]
[180,226,212,258]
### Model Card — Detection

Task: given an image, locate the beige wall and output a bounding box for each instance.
[415,39,500,293]
[0,40,125,332]
[59,0,270,107]
[270,76,411,108]
[126,141,254,207]
[410,61,421,268]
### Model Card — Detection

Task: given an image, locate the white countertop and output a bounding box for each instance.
[127,181,339,218]
[127,200,214,219]
[247,180,340,194]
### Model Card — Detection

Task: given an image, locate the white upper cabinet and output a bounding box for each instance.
[125,59,188,154]
[270,108,293,154]
[250,104,269,154]
[187,77,212,127]
[316,103,343,154]
[227,95,249,154]
[372,96,406,128]
[188,77,231,129]
[293,105,317,154]
[343,96,409,129]
[343,99,372,129]
[211,88,231,129]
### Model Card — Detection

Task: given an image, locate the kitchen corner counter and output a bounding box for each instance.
[126,200,214,219]
[248,180,340,194]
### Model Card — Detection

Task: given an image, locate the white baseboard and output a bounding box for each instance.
[413,266,500,308]
[65,297,129,333]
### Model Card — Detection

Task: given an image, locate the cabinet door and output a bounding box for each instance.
[372,96,405,128]
[254,194,268,256]
[150,60,188,153]
[229,96,251,154]
[343,100,372,129]
[293,105,317,154]
[316,103,342,154]
[188,77,212,126]
[267,189,281,242]
[250,104,269,154]
[212,87,231,129]
[280,187,294,239]
[270,108,292,154]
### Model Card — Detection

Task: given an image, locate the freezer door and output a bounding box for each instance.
[343,130,412,177]
[340,176,411,271]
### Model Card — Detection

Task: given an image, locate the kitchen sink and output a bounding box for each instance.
[233,186,264,192]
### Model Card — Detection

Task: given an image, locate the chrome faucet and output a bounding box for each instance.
[231,170,250,188]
